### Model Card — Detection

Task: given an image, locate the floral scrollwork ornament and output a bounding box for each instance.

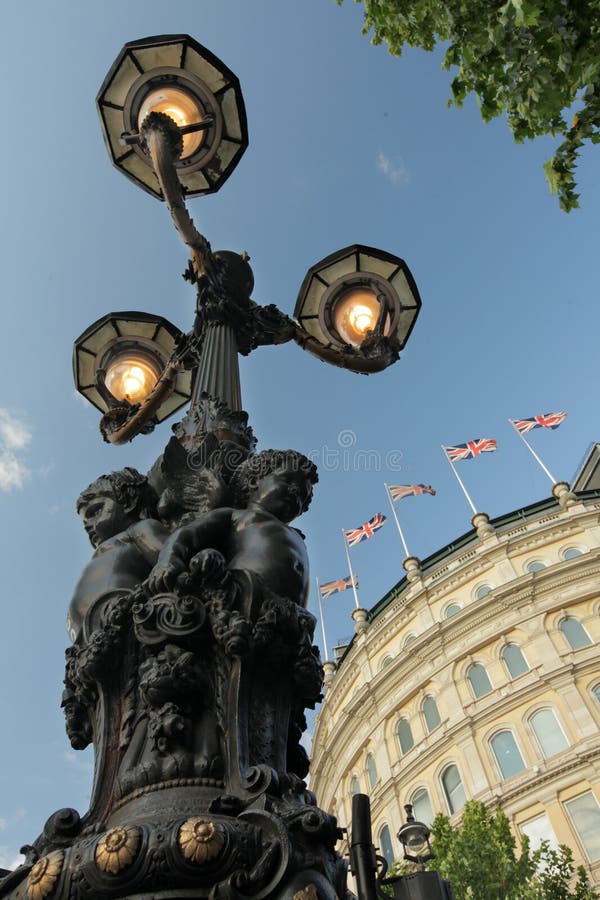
[178,818,225,865]
[26,851,64,900]
[95,826,140,874]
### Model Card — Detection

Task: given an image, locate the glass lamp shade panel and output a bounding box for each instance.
[97,34,248,199]
[294,244,421,365]
[73,311,192,423]
[400,824,429,855]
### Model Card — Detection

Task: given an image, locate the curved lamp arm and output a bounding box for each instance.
[141,112,215,282]
[292,322,400,375]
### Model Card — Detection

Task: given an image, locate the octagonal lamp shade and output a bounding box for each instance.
[294,245,421,373]
[97,34,248,199]
[73,312,192,423]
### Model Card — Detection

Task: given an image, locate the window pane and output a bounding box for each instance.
[367,754,378,788]
[520,813,559,852]
[593,685,600,704]
[423,697,441,732]
[530,709,569,758]
[475,585,492,600]
[565,792,600,861]
[380,656,393,670]
[411,788,434,826]
[560,617,592,650]
[404,633,416,647]
[502,644,529,679]
[491,731,526,779]
[445,603,461,619]
[526,560,546,573]
[379,825,394,868]
[563,547,583,560]
[468,663,492,698]
[350,776,360,795]
[442,764,466,814]
[397,719,414,754]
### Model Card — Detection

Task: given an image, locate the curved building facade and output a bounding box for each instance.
[310,488,600,884]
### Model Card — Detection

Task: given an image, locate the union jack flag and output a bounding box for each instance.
[319,574,358,600]
[443,439,497,462]
[344,513,387,548]
[389,484,436,502]
[510,412,567,436]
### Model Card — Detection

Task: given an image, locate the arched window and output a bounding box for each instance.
[441,764,466,815]
[403,633,417,648]
[423,697,441,733]
[379,656,393,671]
[350,776,360,796]
[475,584,492,600]
[467,663,493,698]
[411,787,434,826]
[397,718,414,754]
[490,730,526,779]
[529,709,569,758]
[502,644,529,679]
[565,793,600,862]
[593,684,600,705]
[444,603,462,619]
[560,617,592,650]
[526,560,546,573]
[562,547,584,560]
[379,825,394,868]
[366,753,378,788]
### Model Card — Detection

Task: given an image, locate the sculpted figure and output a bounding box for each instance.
[67,467,169,645]
[145,450,319,605]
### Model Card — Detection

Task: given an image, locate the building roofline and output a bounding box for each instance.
[333,488,600,666]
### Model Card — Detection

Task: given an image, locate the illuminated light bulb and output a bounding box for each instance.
[105,356,160,403]
[138,86,205,157]
[333,289,382,347]
[349,305,375,334]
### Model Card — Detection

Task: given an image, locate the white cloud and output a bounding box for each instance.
[376,151,411,187]
[0,409,32,492]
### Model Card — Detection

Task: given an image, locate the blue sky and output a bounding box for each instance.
[1,0,599,867]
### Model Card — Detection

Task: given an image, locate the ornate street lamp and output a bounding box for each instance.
[73,311,192,442]
[78,34,422,443]
[0,33,424,900]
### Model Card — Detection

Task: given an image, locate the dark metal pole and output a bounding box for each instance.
[349,793,379,900]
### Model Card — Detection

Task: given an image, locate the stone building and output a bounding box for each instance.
[310,479,600,884]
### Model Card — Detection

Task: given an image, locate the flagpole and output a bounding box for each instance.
[508,420,557,484]
[342,530,360,609]
[442,446,478,515]
[384,483,410,557]
[315,578,330,662]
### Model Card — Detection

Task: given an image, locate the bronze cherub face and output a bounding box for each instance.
[76,467,156,548]
[77,480,137,548]
[253,467,314,524]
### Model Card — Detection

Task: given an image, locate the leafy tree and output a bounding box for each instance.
[382,802,598,899]
[338,0,600,210]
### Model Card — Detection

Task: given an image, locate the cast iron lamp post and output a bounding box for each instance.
[1,34,423,900]
[75,33,421,444]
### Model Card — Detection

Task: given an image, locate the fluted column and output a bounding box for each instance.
[191,323,242,412]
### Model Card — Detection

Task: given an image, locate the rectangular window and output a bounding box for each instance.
[519,813,559,852]
[564,792,600,861]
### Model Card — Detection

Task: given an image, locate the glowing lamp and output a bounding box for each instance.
[294,244,421,373]
[97,34,248,199]
[73,312,192,423]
